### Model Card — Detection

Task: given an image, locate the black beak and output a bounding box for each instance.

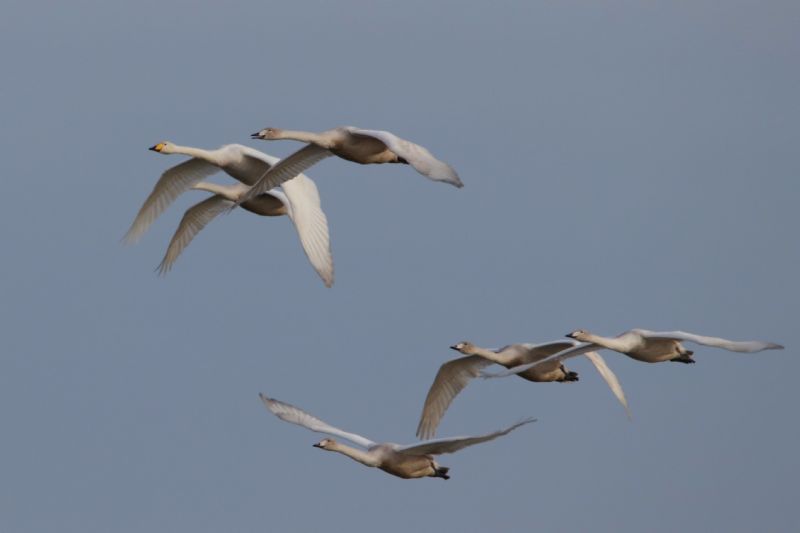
[250,132,262,139]
[449,345,459,351]
[312,443,322,448]
[565,333,576,339]
[148,145,159,151]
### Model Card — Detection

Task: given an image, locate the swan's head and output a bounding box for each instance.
[313,438,336,450]
[251,127,283,140]
[148,142,175,154]
[566,330,591,342]
[450,341,475,355]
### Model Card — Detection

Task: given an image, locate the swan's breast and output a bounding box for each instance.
[515,359,565,382]
[240,195,287,217]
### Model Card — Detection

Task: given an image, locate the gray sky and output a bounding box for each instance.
[1,1,798,532]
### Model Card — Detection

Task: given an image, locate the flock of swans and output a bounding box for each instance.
[125,125,784,480]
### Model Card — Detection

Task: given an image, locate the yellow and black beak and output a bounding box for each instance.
[149,143,166,152]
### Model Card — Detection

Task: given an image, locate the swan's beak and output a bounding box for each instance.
[149,143,165,152]
[565,333,576,339]
[312,443,322,448]
[250,132,263,139]
[449,345,459,351]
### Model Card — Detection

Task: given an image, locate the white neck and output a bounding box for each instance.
[582,333,634,353]
[466,345,511,365]
[274,129,327,144]
[327,442,381,468]
[164,144,226,165]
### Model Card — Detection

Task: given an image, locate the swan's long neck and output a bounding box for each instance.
[274,129,327,144]
[327,442,381,468]
[166,145,225,165]
[192,181,246,201]
[468,345,509,365]
[582,333,633,353]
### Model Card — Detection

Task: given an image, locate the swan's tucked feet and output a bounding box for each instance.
[560,367,579,382]
[670,353,696,364]
[434,466,450,480]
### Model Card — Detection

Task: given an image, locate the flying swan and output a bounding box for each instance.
[157,179,333,286]
[416,340,629,440]
[482,329,785,379]
[259,393,534,480]
[238,126,463,205]
[123,142,333,286]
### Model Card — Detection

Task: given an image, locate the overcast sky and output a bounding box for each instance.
[1,1,798,532]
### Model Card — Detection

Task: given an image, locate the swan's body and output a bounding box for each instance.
[259,393,534,480]
[416,341,629,439]
[238,126,462,204]
[484,329,785,379]
[125,143,333,286]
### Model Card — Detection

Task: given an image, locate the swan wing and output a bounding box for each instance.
[156,195,234,275]
[259,393,376,449]
[582,351,631,418]
[517,340,581,363]
[280,175,334,288]
[237,144,332,206]
[398,418,536,456]
[346,127,463,188]
[481,343,600,379]
[637,330,785,353]
[124,158,221,244]
[415,356,494,440]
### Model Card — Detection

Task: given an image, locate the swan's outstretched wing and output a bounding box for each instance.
[346,127,463,188]
[280,175,334,288]
[259,393,376,450]
[636,330,784,352]
[124,158,221,244]
[416,355,494,440]
[237,144,332,206]
[582,351,631,418]
[481,343,600,379]
[398,418,535,456]
[156,195,233,275]
[516,341,581,363]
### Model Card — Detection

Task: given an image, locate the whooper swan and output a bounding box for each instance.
[483,329,785,379]
[416,340,629,439]
[238,126,463,205]
[259,393,533,480]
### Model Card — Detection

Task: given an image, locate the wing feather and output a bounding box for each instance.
[281,175,334,287]
[156,195,233,275]
[637,330,784,353]
[124,158,221,244]
[582,351,631,418]
[346,127,463,187]
[398,418,535,456]
[415,356,494,440]
[237,144,332,206]
[259,393,376,449]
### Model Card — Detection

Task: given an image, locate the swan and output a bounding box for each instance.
[259,393,534,480]
[416,340,629,439]
[124,142,314,244]
[123,142,333,286]
[157,179,333,287]
[483,329,785,379]
[237,126,463,205]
